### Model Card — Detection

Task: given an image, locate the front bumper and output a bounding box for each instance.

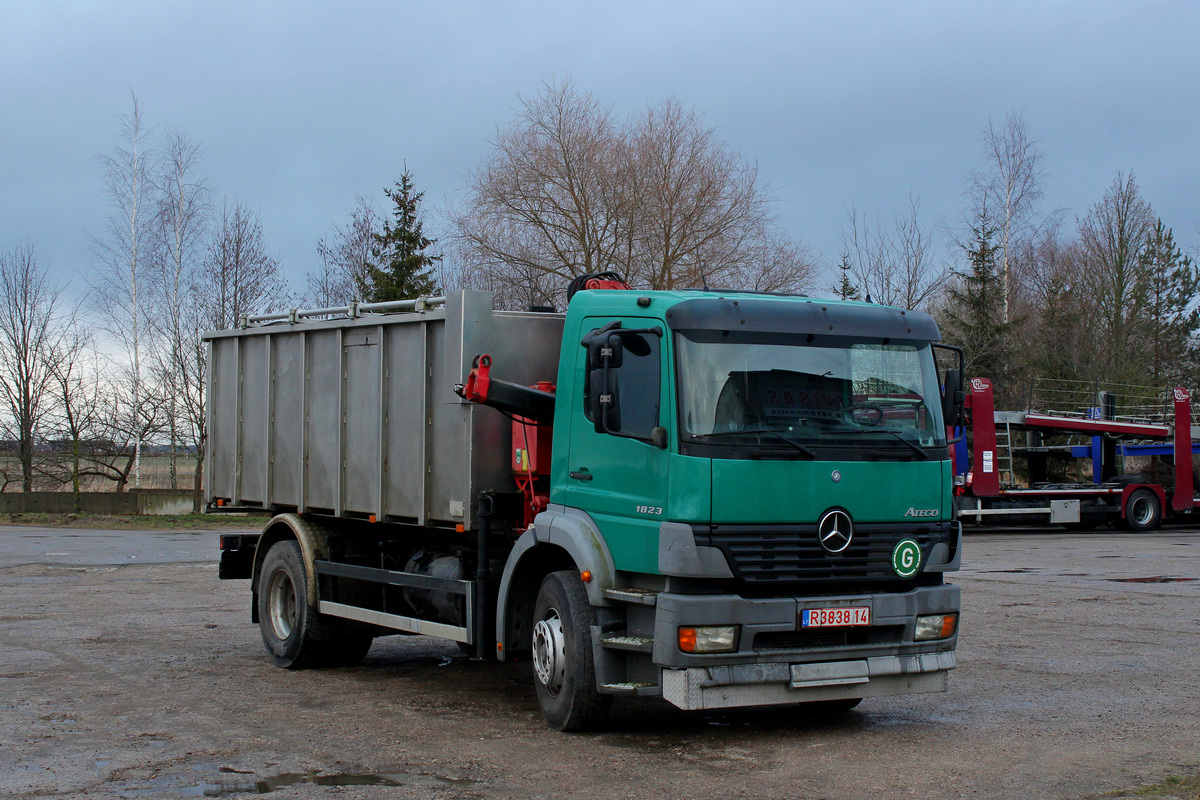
[652,583,959,710]
[662,652,954,710]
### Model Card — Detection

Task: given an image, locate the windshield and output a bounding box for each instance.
[675,330,947,460]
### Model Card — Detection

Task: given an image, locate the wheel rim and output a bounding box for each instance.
[532,608,566,696]
[1130,496,1154,526]
[267,568,297,640]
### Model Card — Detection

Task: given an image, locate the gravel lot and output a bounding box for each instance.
[1,523,1198,799]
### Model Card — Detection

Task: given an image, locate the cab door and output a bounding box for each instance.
[564,317,670,575]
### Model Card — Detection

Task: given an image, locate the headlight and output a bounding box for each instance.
[678,625,739,653]
[915,613,958,641]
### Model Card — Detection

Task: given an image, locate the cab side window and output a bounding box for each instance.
[584,329,661,440]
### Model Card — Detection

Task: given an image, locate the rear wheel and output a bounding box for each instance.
[1123,489,1162,532]
[531,571,611,731]
[257,540,373,668]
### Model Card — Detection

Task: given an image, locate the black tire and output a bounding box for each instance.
[328,624,375,667]
[805,697,863,714]
[257,540,373,668]
[531,571,611,731]
[1123,489,1162,532]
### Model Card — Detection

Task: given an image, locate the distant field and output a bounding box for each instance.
[0,454,199,492]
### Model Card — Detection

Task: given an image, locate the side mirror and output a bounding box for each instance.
[589,369,621,434]
[933,344,966,445]
[582,324,626,372]
[650,426,668,449]
[941,367,963,427]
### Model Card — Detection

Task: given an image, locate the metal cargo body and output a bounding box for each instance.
[204,291,564,531]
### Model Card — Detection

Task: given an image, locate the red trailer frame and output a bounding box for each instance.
[954,378,1197,530]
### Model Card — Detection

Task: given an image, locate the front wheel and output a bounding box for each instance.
[531,571,611,731]
[1123,489,1162,532]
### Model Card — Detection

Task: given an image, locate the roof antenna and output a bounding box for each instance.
[700,265,710,292]
[865,291,873,304]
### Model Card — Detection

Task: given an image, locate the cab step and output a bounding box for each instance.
[600,682,659,696]
[603,588,660,606]
[601,634,654,653]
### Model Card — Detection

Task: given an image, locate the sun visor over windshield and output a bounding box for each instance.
[664,297,940,342]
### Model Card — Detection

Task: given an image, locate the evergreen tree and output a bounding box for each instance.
[364,168,440,302]
[1139,219,1199,385]
[940,217,1019,401]
[833,252,861,301]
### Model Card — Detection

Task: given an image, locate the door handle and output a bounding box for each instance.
[570,470,593,481]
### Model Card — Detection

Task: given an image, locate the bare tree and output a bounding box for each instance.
[182,198,287,506]
[93,91,156,490]
[1078,171,1156,383]
[628,97,770,290]
[81,376,166,493]
[48,324,104,506]
[725,230,817,294]
[1019,232,1098,389]
[149,129,209,490]
[0,243,70,492]
[308,195,379,305]
[196,198,288,329]
[842,194,944,310]
[966,111,1051,322]
[450,79,812,307]
[452,79,628,298]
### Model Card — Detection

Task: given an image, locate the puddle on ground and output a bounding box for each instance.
[1111,576,1197,583]
[116,769,478,797]
[976,568,1033,573]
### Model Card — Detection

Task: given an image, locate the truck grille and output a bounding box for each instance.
[694,522,951,585]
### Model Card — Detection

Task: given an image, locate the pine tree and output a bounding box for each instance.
[364,168,440,302]
[1140,220,1199,385]
[833,252,861,301]
[941,217,1018,400]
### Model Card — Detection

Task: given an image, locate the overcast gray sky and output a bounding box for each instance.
[3,1,1198,303]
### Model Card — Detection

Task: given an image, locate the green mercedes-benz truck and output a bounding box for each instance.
[210,281,964,730]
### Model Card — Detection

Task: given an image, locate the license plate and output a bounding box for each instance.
[801,606,870,628]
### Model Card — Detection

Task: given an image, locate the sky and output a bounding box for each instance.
[3,1,1199,305]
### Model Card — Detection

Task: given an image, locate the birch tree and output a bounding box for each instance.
[150,129,209,490]
[966,111,1050,322]
[93,92,155,490]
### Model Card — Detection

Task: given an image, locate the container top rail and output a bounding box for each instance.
[240,295,448,327]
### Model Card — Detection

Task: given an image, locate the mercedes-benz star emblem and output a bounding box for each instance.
[831,470,842,483]
[818,509,853,553]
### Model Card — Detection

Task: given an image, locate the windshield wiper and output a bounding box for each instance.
[862,428,930,460]
[750,427,818,459]
[694,428,817,459]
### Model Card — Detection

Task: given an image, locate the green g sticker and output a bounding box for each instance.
[892,539,922,577]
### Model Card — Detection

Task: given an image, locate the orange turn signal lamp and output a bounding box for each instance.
[915,613,958,641]
[677,625,739,654]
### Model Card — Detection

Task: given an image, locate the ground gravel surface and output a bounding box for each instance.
[1,524,1197,799]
